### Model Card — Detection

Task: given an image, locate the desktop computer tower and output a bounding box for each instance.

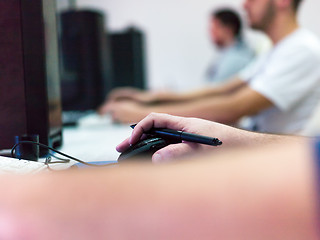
[0,0,63,155]
[110,27,147,90]
[59,10,113,111]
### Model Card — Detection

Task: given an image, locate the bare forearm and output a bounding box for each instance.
[152,78,245,103]
[0,139,318,239]
[147,89,217,103]
[147,84,272,125]
[148,96,243,124]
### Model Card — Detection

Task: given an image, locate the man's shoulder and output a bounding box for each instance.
[284,29,320,52]
[271,29,320,63]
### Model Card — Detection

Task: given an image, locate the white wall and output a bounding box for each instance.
[76,0,320,91]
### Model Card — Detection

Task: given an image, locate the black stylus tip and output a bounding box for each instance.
[214,139,223,146]
[130,124,137,129]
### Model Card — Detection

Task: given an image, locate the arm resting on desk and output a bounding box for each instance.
[0,138,318,239]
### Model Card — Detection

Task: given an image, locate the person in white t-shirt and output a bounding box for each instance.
[301,100,320,136]
[102,0,320,136]
[237,28,320,134]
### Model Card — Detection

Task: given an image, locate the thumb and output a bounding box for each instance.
[97,101,113,115]
[152,142,199,164]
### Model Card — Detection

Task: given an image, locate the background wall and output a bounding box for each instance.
[69,0,320,91]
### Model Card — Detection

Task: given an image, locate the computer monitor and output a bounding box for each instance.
[59,9,112,111]
[0,0,63,155]
[110,27,147,90]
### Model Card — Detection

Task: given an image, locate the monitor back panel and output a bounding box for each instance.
[59,10,112,111]
[0,0,28,149]
[0,0,63,153]
[110,28,147,90]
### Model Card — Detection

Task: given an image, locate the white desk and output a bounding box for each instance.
[0,114,131,173]
[60,114,132,163]
[0,114,130,173]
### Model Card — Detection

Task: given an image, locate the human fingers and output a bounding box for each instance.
[116,138,131,152]
[129,113,189,145]
[131,92,156,104]
[97,99,119,115]
[97,101,112,115]
[108,87,141,101]
[107,102,126,123]
[152,142,200,164]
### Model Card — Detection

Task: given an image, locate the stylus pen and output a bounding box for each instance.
[130,124,222,146]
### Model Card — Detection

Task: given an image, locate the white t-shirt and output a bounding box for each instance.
[301,101,320,136]
[239,29,320,135]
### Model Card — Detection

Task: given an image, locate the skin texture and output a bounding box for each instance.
[210,17,236,48]
[0,113,318,239]
[244,0,276,31]
[0,133,318,239]
[116,113,282,163]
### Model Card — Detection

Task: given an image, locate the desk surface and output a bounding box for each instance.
[61,114,132,163]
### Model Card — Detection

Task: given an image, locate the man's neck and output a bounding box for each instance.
[221,37,236,49]
[265,14,299,44]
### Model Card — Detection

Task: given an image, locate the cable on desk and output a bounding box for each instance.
[11,141,119,168]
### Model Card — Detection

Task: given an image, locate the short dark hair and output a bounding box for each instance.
[212,9,242,38]
[292,0,303,11]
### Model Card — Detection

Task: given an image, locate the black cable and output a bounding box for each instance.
[45,155,69,165]
[48,153,70,163]
[11,141,118,168]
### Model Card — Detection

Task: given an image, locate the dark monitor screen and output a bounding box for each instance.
[0,0,63,152]
[20,0,63,149]
[58,9,112,111]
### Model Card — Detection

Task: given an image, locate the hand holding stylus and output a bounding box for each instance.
[117,113,254,163]
[130,124,222,146]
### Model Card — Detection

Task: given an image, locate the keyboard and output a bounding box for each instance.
[62,110,94,126]
[78,113,112,127]
[0,156,48,174]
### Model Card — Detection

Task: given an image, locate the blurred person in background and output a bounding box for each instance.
[205,8,256,83]
[99,7,256,111]
[100,0,320,137]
